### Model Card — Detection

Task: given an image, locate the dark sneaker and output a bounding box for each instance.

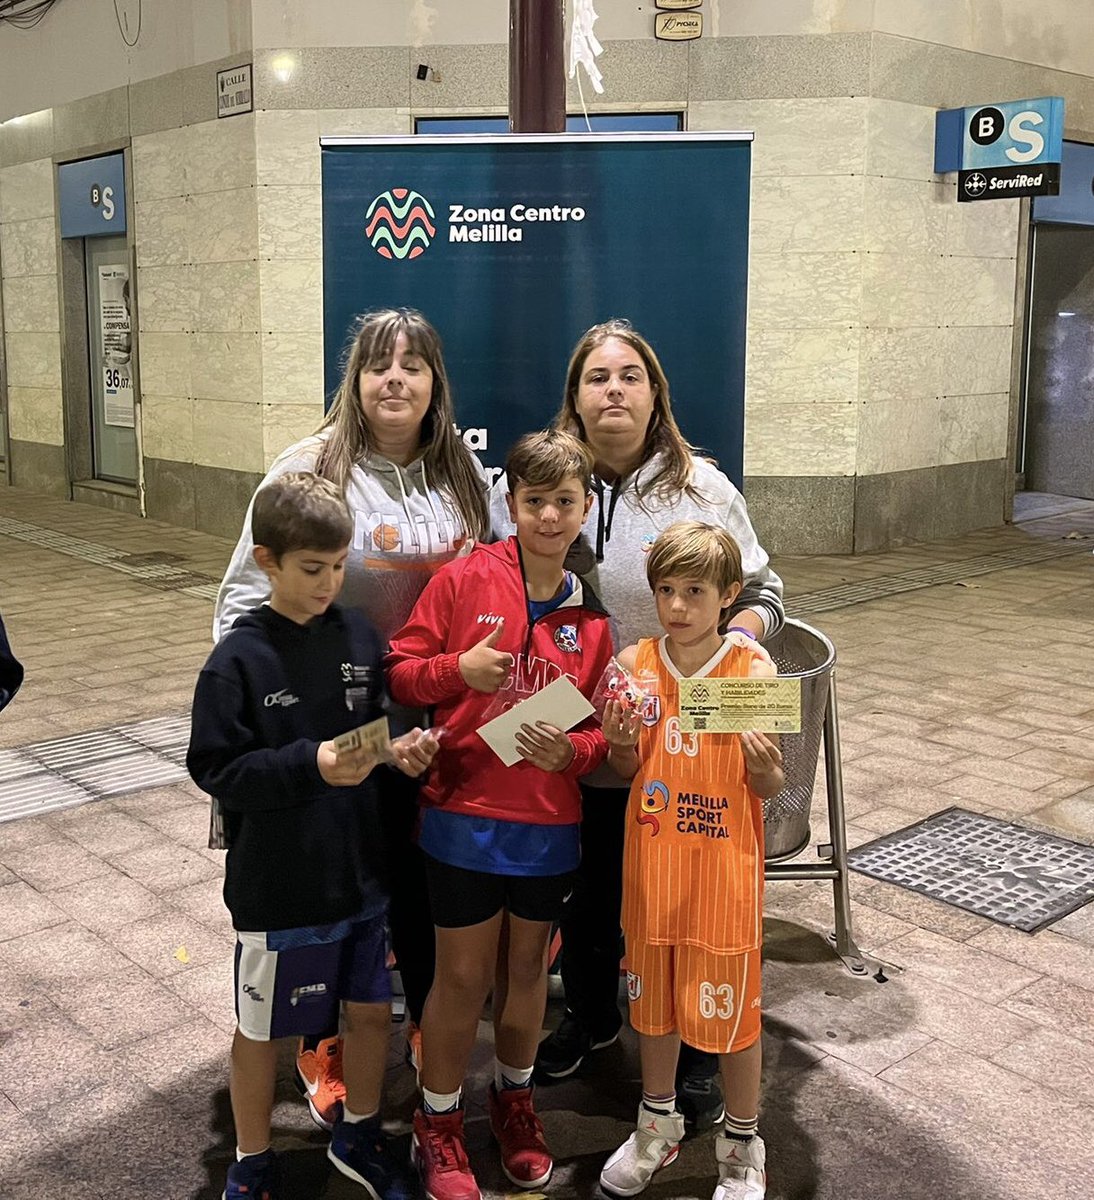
[535,1009,621,1079]
[675,1067,725,1136]
[224,1148,280,1200]
[328,1115,416,1200]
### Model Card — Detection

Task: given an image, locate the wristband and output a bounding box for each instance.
[727,626,757,640]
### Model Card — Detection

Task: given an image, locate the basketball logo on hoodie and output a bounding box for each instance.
[554,624,579,653]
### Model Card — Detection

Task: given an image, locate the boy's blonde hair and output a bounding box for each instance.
[645,521,744,633]
[505,428,595,495]
[252,471,353,558]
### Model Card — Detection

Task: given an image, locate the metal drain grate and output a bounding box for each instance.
[0,713,192,823]
[793,540,1089,615]
[0,515,221,598]
[849,806,1094,932]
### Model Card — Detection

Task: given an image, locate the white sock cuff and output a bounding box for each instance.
[495,1060,534,1091]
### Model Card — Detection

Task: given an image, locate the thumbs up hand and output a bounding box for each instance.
[459,619,515,693]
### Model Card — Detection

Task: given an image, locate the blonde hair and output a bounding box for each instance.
[315,308,488,539]
[252,471,353,558]
[555,318,707,504]
[505,429,595,494]
[645,521,743,633]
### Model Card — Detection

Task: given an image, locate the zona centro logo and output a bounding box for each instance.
[365,187,436,259]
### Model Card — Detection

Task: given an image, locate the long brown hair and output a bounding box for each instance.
[315,308,488,539]
[554,319,706,504]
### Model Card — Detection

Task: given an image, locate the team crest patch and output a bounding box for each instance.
[626,971,642,1001]
[641,695,661,726]
[554,624,579,653]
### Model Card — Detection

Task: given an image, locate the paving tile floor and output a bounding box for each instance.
[2,485,1094,1199]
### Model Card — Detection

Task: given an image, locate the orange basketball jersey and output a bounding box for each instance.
[622,635,766,955]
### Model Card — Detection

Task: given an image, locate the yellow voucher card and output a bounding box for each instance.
[333,715,391,757]
[678,677,802,734]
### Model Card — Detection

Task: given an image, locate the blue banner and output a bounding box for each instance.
[321,134,751,488]
[59,153,127,238]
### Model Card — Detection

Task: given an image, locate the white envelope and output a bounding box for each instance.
[477,676,596,767]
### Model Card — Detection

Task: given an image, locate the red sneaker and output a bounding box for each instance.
[488,1084,553,1189]
[294,1036,344,1131]
[412,1108,481,1200]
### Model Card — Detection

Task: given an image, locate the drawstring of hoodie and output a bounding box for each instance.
[593,475,625,564]
[390,460,424,554]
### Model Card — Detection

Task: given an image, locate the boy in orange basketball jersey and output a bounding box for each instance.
[599,521,785,1200]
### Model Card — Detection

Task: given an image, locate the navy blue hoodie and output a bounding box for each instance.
[186,603,388,932]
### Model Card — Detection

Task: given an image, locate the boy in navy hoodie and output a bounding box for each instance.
[187,471,436,1200]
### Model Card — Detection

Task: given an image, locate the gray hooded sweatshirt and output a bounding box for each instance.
[489,452,783,650]
[214,433,482,645]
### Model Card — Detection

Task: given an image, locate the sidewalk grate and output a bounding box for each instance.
[0,713,191,824]
[849,806,1094,932]
[0,515,221,599]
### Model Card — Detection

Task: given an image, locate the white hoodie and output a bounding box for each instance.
[214,433,483,644]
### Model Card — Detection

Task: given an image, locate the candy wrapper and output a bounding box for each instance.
[592,657,650,723]
[479,677,539,726]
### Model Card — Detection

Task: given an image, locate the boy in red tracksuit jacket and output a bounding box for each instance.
[385,429,615,1200]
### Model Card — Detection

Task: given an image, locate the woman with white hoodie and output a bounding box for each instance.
[215,307,488,1131]
[489,318,784,1130]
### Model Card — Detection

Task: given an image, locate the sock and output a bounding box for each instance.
[342,1105,378,1124]
[422,1086,461,1115]
[236,1146,270,1162]
[723,1111,758,1142]
[495,1060,534,1091]
[641,1091,676,1116]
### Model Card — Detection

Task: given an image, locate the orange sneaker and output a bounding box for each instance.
[405,1021,423,1083]
[488,1084,553,1189]
[295,1036,345,1131]
[412,1107,481,1200]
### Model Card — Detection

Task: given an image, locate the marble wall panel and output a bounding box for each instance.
[136,264,196,333]
[0,217,56,277]
[262,404,322,466]
[938,326,1014,397]
[259,260,323,333]
[743,400,858,476]
[317,108,411,137]
[859,327,941,404]
[687,98,867,177]
[944,196,1021,260]
[860,250,941,328]
[255,110,321,187]
[133,197,191,267]
[689,34,871,101]
[863,177,947,256]
[562,39,688,109]
[937,256,1018,328]
[189,188,259,264]
[192,397,265,473]
[1,275,59,332]
[253,47,411,111]
[857,395,941,474]
[128,71,186,140]
[51,86,129,158]
[745,327,860,407]
[0,159,54,222]
[260,330,325,405]
[750,175,865,255]
[749,251,862,329]
[4,330,61,389]
[137,331,192,398]
[865,98,939,184]
[408,44,507,110]
[140,394,195,463]
[193,261,260,333]
[6,386,63,445]
[939,393,1011,465]
[186,117,257,196]
[131,128,192,203]
[0,109,53,170]
[257,187,322,260]
[190,332,262,403]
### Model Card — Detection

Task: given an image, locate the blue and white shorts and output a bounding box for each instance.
[233,913,391,1041]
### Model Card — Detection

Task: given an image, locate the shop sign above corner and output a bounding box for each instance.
[934,96,1064,202]
[655,0,702,41]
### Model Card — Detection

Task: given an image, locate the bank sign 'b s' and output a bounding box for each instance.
[934,96,1064,203]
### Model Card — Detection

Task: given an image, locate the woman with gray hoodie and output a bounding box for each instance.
[489,318,784,1130]
[215,308,488,1131]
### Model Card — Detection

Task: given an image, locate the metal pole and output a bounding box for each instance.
[509,0,566,133]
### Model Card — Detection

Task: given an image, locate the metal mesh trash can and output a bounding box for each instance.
[761,619,834,862]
